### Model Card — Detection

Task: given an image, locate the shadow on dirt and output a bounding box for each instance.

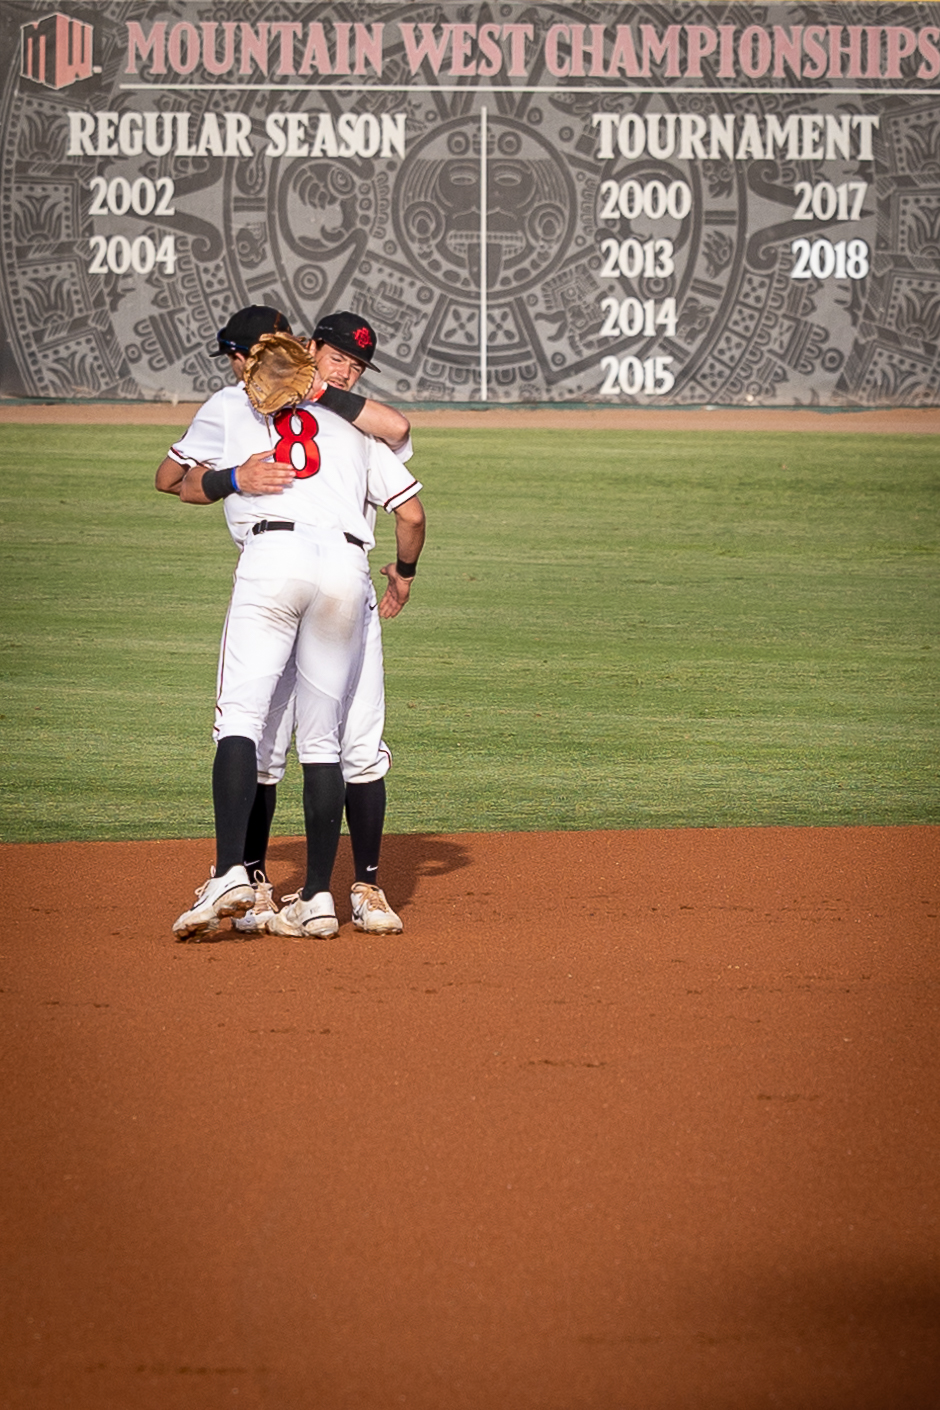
[266,832,473,909]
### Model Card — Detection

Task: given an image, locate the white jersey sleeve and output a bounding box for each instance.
[169,385,278,470]
[365,436,422,515]
[167,389,229,468]
[166,385,280,549]
[394,434,414,463]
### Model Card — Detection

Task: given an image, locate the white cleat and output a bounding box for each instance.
[350,882,403,935]
[173,865,255,941]
[233,874,279,934]
[266,891,339,939]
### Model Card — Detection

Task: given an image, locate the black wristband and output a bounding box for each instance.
[396,558,417,579]
[318,384,366,424]
[201,466,239,501]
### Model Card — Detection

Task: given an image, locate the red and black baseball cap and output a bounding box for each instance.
[312,310,380,370]
[210,305,291,357]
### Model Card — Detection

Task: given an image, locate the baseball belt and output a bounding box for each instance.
[251,520,365,550]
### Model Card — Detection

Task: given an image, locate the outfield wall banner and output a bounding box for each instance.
[1,2,939,406]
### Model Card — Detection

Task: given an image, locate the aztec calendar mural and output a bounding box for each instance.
[1,1,939,405]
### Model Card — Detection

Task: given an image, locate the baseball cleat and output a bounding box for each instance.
[233,874,279,934]
[350,882,403,935]
[266,891,339,939]
[172,865,255,940]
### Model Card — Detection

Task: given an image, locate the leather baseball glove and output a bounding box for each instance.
[243,331,318,415]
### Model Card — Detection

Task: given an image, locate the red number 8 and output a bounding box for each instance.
[273,408,320,478]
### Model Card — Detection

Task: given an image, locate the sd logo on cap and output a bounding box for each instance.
[312,310,380,371]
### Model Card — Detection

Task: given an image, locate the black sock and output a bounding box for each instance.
[243,783,277,881]
[301,762,346,899]
[345,778,386,883]
[212,736,258,875]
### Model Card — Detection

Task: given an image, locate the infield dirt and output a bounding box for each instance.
[2,824,938,1410]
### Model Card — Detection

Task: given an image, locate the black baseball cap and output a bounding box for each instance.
[210,305,291,357]
[312,310,380,370]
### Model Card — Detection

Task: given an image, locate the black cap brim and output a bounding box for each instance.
[209,341,250,358]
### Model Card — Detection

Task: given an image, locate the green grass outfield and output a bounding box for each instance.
[0,424,936,843]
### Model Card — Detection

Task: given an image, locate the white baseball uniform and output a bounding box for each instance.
[168,386,421,768]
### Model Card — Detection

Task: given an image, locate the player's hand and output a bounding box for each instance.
[303,344,331,399]
[235,451,295,495]
[378,563,413,619]
[309,363,328,400]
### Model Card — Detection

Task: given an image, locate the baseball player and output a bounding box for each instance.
[156,307,416,935]
[158,308,424,940]
[157,307,418,934]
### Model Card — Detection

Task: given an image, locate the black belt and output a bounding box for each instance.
[251,520,365,549]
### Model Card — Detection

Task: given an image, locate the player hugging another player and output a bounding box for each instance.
[155,305,425,940]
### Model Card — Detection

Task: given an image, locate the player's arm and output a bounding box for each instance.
[379,494,426,619]
[348,398,410,452]
[311,372,411,452]
[155,455,186,495]
[156,400,226,498]
[180,452,296,504]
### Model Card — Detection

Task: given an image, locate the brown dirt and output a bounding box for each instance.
[1,401,939,432]
[2,825,938,1410]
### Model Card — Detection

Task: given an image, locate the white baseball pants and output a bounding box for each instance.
[214,526,371,765]
[254,595,391,786]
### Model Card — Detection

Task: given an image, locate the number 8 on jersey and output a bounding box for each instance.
[273,407,320,478]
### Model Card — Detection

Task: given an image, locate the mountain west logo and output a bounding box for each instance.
[21,13,93,89]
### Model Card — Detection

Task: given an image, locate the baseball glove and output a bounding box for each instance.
[243,331,318,415]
